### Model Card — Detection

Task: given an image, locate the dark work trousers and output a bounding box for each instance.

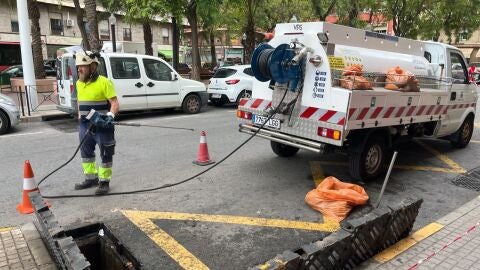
[79,120,116,182]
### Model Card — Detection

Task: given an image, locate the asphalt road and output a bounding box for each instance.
[1,104,480,269]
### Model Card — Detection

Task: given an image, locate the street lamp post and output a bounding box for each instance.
[109,14,116,52]
[242,33,247,64]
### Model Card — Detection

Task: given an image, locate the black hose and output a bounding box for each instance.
[40,90,290,198]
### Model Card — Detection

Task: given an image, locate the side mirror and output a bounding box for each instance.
[171,72,178,81]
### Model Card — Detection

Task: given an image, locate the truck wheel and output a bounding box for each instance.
[0,110,10,135]
[450,115,474,148]
[271,141,299,157]
[349,135,386,181]
[182,94,201,114]
[236,90,252,104]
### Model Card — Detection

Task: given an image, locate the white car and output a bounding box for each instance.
[0,93,20,134]
[207,65,254,106]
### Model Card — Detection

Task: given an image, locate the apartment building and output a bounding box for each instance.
[0,0,174,66]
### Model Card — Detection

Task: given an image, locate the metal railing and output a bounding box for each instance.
[6,82,58,116]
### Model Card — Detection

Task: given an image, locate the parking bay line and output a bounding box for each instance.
[313,161,463,174]
[122,210,340,270]
[414,140,466,174]
[0,131,46,138]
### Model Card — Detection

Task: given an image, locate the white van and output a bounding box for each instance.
[56,52,208,114]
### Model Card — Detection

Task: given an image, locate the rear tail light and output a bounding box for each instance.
[70,83,74,94]
[226,79,240,85]
[237,110,252,120]
[317,127,341,140]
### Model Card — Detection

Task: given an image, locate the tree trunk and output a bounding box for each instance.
[245,0,255,65]
[84,0,100,50]
[27,0,45,79]
[73,0,90,50]
[209,32,216,69]
[143,22,153,56]
[347,0,358,27]
[187,1,201,81]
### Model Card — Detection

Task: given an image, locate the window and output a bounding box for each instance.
[50,19,63,35]
[123,28,132,41]
[99,28,110,40]
[450,52,467,84]
[459,31,468,42]
[110,57,140,79]
[143,58,171,81]
[11,21,19,32]
[243,68,253,76]
[162,28,169,44]
[213,68,236,78]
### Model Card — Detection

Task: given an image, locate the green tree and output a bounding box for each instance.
[197,0,222,68]
[310,0,337,21]
[122,0,168,56]
[383,0,429,38]
[257,0,316,32]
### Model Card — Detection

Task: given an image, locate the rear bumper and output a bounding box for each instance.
[239,123,334,153]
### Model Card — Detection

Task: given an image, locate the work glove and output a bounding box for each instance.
[86,109,107,127]
[102,112,115,128]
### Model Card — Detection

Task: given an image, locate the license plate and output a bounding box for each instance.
[252,114,281,129]
[211,94,221,98]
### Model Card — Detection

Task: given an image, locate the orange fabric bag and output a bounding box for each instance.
[305,176,369,222]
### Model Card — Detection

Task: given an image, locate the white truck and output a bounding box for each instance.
[57,52,208,115]
[237,22,477,180]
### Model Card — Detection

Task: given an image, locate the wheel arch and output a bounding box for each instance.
[347,127,391,153]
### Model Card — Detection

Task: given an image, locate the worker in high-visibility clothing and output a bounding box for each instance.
[74,51,119,195]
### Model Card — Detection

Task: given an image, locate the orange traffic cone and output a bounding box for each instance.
[193,131,215,166]
[16,160,48,214]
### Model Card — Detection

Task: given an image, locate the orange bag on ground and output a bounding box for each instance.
[305,176,369,222]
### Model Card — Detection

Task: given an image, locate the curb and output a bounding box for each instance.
[359,195,480,269]
[21,223,57,270]
[20,112,71,123]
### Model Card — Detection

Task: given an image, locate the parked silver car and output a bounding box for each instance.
[0,93,20,134]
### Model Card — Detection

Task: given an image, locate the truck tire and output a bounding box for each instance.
[182,94,201,114]
[236,90,252,104]
[349,134,387,181]
[271,141,299,157]
[450,115,474,148]
[0,110,10,135]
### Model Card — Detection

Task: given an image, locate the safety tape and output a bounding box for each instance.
[407,220,480,270]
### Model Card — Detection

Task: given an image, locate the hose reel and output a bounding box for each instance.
[251,43,306,92]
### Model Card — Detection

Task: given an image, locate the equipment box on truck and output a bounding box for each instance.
[237,22,477,180]
[57,52,208,114]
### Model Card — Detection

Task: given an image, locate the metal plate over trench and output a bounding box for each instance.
[452,166,480,191]
[250,198,423,270]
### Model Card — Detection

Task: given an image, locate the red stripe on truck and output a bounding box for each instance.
[300,107,318,118]
[319,110,337,122]
[251,99,264,109]
[370,107,383,119]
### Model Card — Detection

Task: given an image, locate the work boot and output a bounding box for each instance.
[95,181,110,195]
[74,178,99,190]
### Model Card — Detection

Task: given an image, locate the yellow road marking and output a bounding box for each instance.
[315,161,462,174]
[310,161,325,186]
[475,123,480,128]
[374,222,444,262]
[122,210,340,232]
[471,140,480,144]
[0,227,14,232]
[414,140,466,173]
[122,211,209,270]
[122,210,340,269]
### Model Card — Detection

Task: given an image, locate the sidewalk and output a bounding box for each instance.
[0,89,70,122]
[0,224,56,270]
[360,194,480,270]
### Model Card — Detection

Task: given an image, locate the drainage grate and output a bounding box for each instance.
[452,166,480,191]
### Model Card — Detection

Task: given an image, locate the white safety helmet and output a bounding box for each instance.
[75,51,100,66]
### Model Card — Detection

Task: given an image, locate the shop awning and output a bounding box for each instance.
[158,49,173,59]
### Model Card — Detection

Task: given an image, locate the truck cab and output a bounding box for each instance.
[57,52,208,115]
